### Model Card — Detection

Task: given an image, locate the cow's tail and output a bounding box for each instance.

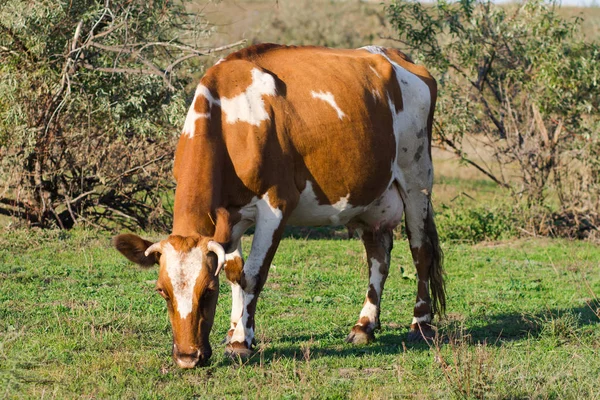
[426,201,446,317]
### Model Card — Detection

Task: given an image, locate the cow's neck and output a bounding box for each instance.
[172,133,223,238]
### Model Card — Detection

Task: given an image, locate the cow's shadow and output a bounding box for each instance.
[217,304,598,366]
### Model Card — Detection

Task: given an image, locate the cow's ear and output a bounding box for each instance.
[112,234,160,267]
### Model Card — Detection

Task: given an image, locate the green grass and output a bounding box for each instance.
[1,229,599,398]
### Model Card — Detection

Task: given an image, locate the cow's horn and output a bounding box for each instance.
[144,242,163,257]
[208,240,226,276]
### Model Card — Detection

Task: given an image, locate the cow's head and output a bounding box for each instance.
[112,232,226,368]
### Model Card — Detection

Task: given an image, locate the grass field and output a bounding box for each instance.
[1,229,599,398]
[1,1,599,398]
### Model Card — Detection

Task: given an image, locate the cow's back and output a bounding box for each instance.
[187,44,435,219]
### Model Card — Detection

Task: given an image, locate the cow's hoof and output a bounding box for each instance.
[225,341,253,359]
[345,325,375,345]
[221,329,235,345]
[407,323,436,342]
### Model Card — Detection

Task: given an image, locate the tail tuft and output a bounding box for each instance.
[426,202,446,317]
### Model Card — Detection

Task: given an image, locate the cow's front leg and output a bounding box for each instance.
[346,228,393,344]
[226,193,291,358]
[223,241,244,344]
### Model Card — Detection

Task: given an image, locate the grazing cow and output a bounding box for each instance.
[113,44,445,368]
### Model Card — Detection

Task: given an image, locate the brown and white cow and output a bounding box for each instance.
[113,44,445,368]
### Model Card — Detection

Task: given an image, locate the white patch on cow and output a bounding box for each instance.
[163,243,204,319]
[215,58,225,66]
[358,258,386,326]
[182,84,222,138]
[230,293,255,346]
[357,184,404,231]
[288,181,364,226]
[221,68,276,126]
[243,193,282,283]
[230,283,244,330]
[369,65,381,78]
[182,85,215,138]
[359,302,378,327]
[196,84,221,108]
[361,45,433,247]
[411,314,432,325]
[225,241,245,329]
[415,298,427,308]
[310,90,346,120]
[371,89,382,102]
[368,258,384,295]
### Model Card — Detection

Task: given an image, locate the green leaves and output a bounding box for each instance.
[387,0,600,225]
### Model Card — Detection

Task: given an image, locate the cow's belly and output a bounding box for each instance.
[287,181,367,226]
[287,180,404,229]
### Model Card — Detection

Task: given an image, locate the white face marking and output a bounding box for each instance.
[310,90,346,120]
[220,68,276,126]
[288,181,364,226]
[163,243,204,319]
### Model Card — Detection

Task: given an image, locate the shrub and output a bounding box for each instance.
[387,0,600,236]
[0,0,240,229]
[436,200,519,242]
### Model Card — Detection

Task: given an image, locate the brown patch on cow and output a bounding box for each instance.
[224,256,243,284]
[413,299,432,316]
[166,234,201,253]
[208,59,257,99]
[193,90,213,115]
[213,207,231,245]
[358,316,372,327]
[228,340,250,351]
[367,284,379,305]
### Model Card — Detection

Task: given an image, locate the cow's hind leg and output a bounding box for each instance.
[403,188,445,341]
[346,228,393,344]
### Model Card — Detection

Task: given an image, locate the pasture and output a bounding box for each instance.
[1,0,599,398]
[1,229,599,398]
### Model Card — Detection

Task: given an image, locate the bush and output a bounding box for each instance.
[437,200,519,242]
[387,0,600,236]
[0,0,240,229]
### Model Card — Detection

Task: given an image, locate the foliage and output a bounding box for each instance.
[0,0,240,229]
[437,200,519,242]
[1,229,599,397]
[387,0,600,236]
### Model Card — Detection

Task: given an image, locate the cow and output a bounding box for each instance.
[113,44,445,369]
